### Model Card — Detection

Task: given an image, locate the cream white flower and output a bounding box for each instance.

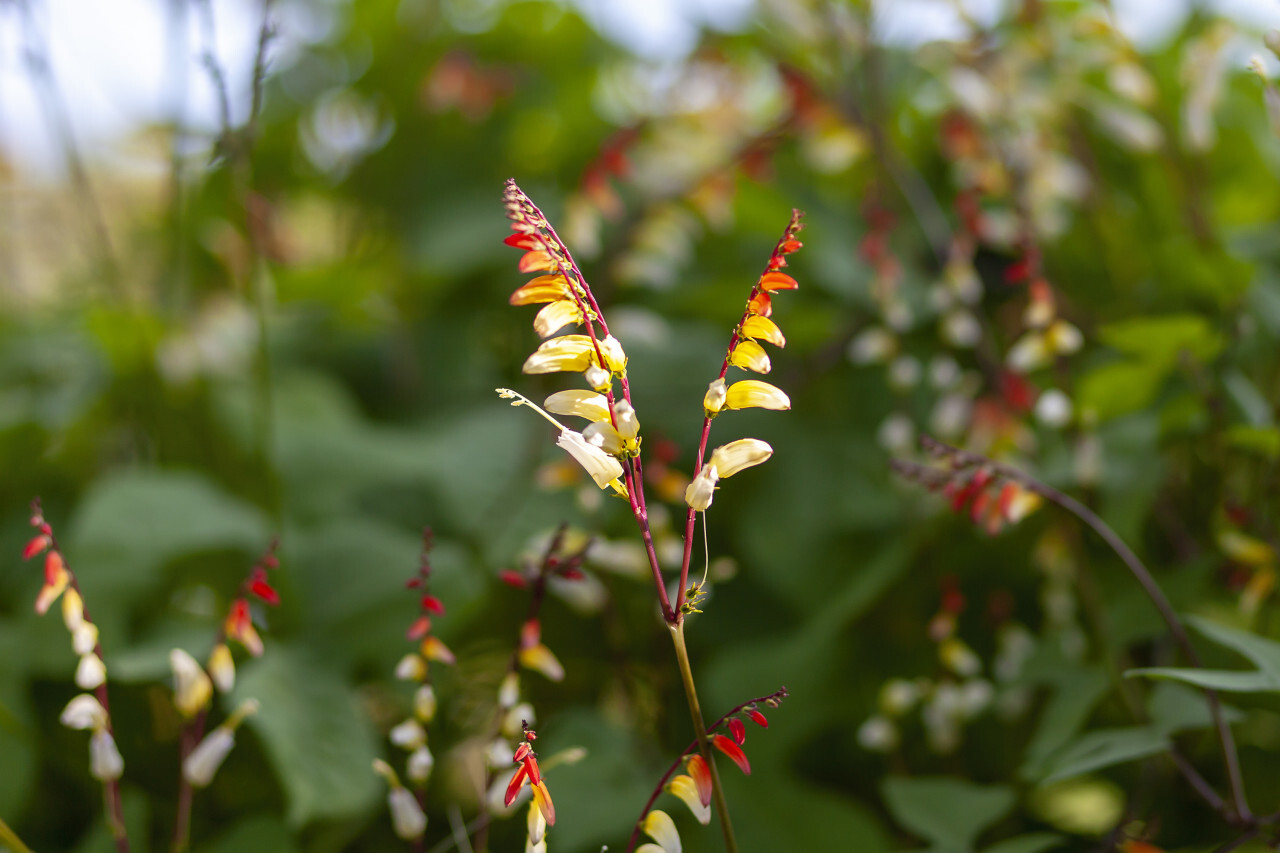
[170,648,213,718]
[395,653,426,682]
[407,745,435,784]
[414,684,437,723]
[684,465,719,512]
[388,787,427,840]
[183,727,235,788]
[60,694,109,731]
[703,378,727,416]
[71,622,99,656]
[390,718,427,750]
[708,438,773,478]
[89,730,124,781]
[558,429,625,488]
[76,653,107,691]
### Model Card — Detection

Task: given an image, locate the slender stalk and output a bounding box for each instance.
[668,623,737,853]
[0,817,34,853]
[915,436,1252,823]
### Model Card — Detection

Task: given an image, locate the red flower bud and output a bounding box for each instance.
[23,534,51,560]
[249,578,280,606]
[504,762,528,807]
[421,595,445,616]
[747,708,768,727]
[712,734,751,775]
[728,718,746,745]
[406,616,432,640]
[498,570,528,588]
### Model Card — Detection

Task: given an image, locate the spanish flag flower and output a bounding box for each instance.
[498,388,628,495]
[685,439,775,512]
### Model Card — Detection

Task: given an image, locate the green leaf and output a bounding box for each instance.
[195,815,298,853]
[1226,425,1280,459]
[1076,361,1165,421]
[1126,667,1278,693]
[231,643,381,827]
[982,833,1065,853]
[1188,614,1280,680]
[1019,662,1109,780]
[1096,314,1223,365]
[1147,681,1243,734]
[1037,727,1169,785]
[1223,370,1275,427]
[67,470,270,603]
[881,777,1015,852]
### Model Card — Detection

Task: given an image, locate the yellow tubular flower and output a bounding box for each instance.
[703,378,727,416]
[583,421,625,456]
[599,334,627,373]
[533,300,584,338]
[709,438,773,477]
[641,810,682,853]
[667,775,712,825]
[509,274,573,305]
[544,390,611,422]
[684,465,719,512]
[725,380,791,411]
[729,340,772,373]
[613,399,639,441]
[557,430,625,488]
[740,314,786,347]
[522,336,597,374]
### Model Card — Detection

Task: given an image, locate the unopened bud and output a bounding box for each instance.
[406,745,434,784]
[414,684,437,723]
[75,653,107,690]
[60,694,108,731]
[208,643,235,693]
[388,787,426,840]
[90,730,124,781]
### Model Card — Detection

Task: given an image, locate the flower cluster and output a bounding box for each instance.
[685,212,803,514]
[221,540,282,661]
[24,501,121,782]
[501,178,636,497]
[629,689,786,853]
[891,436,1042,536]
[378,530,452,842]
[503,724,556,852]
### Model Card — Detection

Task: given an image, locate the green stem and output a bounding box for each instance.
[668,622,738,853]
[0,816,34,853]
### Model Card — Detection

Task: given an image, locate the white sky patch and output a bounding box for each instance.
[0,0,1278,178]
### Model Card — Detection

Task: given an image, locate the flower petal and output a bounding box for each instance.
[532,779,556,826]
[703,378,727,416]
[724,380,790,411]
[686,754,712,806]
[684,465,718,512]
[544,390,611,422]
[740,314,786,347]
[519,250,558,273]
[759,271,798,291]
[518,643,566,682]
[747,708,768,727]
[522,335,596,374]
[728,340,771,374]
[557,430,625,488]
[504,762,529,806]
[708,439,773,478]
[712,733,751,774]
[510,274,573,306]
[170,648,213,717]
[534,300,584,338]
[667,775,712,825]
[728,718,746,745]
[642,809,682,853]
[421,635,456,665]
[747,291,772,317]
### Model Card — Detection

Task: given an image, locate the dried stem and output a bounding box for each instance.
[913,435,1251,823]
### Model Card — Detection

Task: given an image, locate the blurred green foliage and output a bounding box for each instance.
[3,0,1280,851]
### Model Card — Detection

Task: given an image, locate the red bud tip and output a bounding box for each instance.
[44,550,65,585]
[525,729,537,741]
[405,577,423,589]
[421,595,445,616]
[780,238,802,254]
[728,718,746,745]
[513,742,532,763]
[504,233,539,250]
[520,618,541,649]
[249,578,280,606]
[523,755,541,785]
[686,754,713,806]
[406,616,432,640]
[498,570,528,588]
[22,534,51,560]
[712,734,751,775]
[559,567,584,581]
[747,708,768,728]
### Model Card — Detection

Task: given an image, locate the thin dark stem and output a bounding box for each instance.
[626,688,787,853]
[915,435,1251,823]
[1211,828,1261,853]
[472,527,578,853]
